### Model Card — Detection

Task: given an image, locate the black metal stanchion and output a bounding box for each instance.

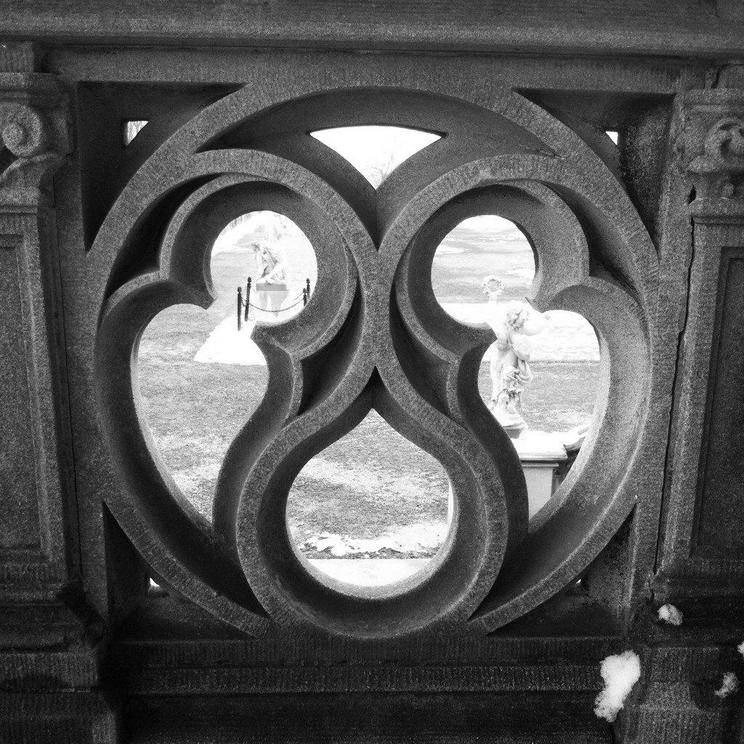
[245,277,251,321]
[305,277,311,302]
[237,286,242,331]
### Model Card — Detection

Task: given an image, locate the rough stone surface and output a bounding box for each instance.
[0,6,742,743]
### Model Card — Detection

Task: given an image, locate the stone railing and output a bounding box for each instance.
[0,20,743,743]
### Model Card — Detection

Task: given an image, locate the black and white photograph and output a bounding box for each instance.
[0,2,743,742]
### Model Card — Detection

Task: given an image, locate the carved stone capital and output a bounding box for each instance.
[688,116,744,199]
[681,90,744,207]
[0,74,69,204]
[1,103,49,157]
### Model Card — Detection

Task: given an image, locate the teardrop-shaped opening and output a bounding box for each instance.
[285,411,453,597]
[137,212,316,520]
[432,215,601,518]
[310,125,441,188]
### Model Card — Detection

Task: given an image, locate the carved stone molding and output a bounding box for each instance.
[0,71,69,204]
[681,90,744,206]
[688,116,744,199]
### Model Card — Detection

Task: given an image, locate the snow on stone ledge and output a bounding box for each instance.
[657,603,683,626]
[594,650,642,723]
[714,672,740,699]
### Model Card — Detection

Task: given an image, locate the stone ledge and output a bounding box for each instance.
[125,691,611,744]
[1,2,744,59]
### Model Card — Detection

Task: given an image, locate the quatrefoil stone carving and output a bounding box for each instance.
[92,82,658,638]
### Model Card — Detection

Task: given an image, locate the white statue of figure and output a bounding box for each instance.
[251,241,289,316]
[482,275,551,437]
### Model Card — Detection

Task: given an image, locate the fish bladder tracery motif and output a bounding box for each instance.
[91,84,657,639]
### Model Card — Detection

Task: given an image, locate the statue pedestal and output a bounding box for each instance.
[255,280,290,314]
[513,432,568,517]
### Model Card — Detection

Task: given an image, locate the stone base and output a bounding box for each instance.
[514,432,569,516]
[0,691,119,744]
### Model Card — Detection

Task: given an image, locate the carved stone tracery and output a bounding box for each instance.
[90,84,657,638]
[0,19,743,743]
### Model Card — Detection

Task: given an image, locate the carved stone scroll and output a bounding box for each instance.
[0,93,68,201]
[688,116,744,199]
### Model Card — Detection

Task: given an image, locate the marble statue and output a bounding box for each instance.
[251,241,289,315]
[482,275,551,437]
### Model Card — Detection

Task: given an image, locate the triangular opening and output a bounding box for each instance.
[310,125,441,188]
[605,130,619,145]
[123,120,149,146]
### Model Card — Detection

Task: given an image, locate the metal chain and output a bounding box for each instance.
[238,292,307,314]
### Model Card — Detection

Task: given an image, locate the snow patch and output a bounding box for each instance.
[300,524,447,558]
[657,603,683,626]
[714,672,739,699]
[594,650,641,722]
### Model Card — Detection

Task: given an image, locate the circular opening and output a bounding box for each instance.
[285,411,453,597]
[431,215,535,322]
[137,212,316,520]
[213,210,318,325]
[432,215,600,518]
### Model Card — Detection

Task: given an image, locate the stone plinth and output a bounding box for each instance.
[514,432,568,517]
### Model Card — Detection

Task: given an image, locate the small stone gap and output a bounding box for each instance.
[310,125,441,188]
[122,119,149,147]
[285,410,453,596]
[148,577,168,597]
[605,130,619,144]
[0,146,14,173]
[432,215,600,519]
[136,211,316,521]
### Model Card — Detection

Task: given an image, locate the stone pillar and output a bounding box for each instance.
[0,42,118,743]
[658,79,744,611]
[617,76,744,744]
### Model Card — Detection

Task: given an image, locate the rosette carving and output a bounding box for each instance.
[91,82,659,638]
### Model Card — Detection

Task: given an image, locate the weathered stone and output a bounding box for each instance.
[0,8,743,743]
